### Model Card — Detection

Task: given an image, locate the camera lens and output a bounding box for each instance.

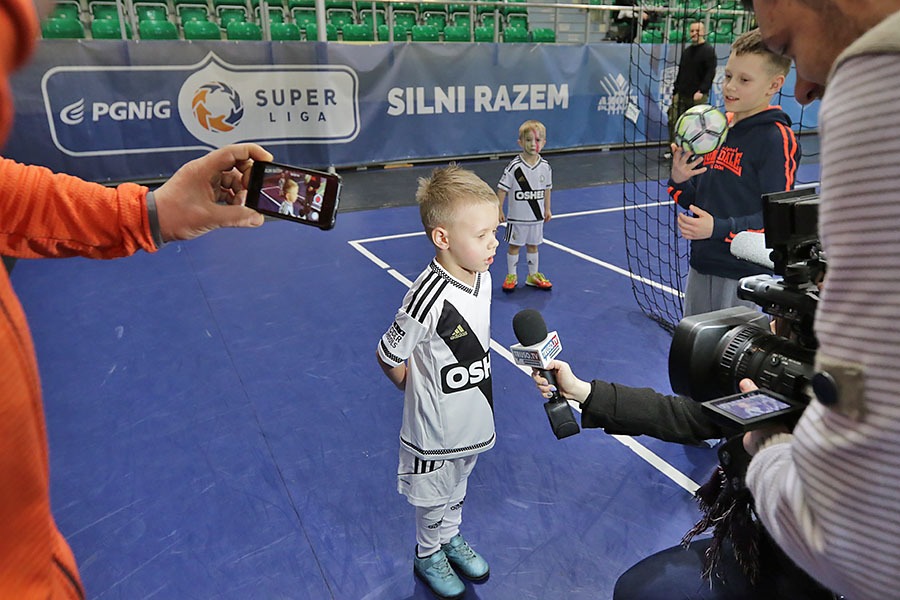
[714,324,815,399]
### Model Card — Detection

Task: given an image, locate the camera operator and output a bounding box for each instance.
[532,365,834,599]
[734,2,900,599]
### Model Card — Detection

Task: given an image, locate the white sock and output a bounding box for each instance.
[507,252,519,277]
[415,504,446,558]
[527,252,539,276]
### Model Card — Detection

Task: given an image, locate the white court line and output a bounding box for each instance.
[349,221,700,495]
[543,239,683,298]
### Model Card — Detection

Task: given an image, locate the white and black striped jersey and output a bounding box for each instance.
[498,155,553,223]
[378,260,495,461]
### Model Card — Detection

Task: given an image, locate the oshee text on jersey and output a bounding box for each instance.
[440,352,491,394]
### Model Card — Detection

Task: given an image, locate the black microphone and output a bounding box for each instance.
[511,309,580,439]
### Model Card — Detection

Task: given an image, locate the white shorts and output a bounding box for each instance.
[505,221,544,247]
[397,448,478,507]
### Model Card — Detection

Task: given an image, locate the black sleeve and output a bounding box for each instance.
[699,45,718,95]
[580,380,726,445]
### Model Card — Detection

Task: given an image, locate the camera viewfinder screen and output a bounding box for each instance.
[715,394,791,420]
[257,165,336,226]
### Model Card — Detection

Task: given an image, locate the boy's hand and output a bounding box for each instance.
[498,210,506,223]
[677,204,714,240]
[670,144,707,184]
[544,208,552,223]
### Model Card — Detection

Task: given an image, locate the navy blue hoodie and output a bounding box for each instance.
[668,107,799,279]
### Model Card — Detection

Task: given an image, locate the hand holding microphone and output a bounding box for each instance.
[511,309,580,439]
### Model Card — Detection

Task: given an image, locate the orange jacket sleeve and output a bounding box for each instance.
[0,157,158,258]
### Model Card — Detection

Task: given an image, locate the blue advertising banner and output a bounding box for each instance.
[6,41,817,183]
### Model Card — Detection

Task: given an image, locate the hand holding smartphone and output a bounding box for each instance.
[246,161,342,230]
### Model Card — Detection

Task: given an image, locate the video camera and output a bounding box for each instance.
[668,188,825,430]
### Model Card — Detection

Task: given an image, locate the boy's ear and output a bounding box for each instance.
[768,73,786,96]
[432,226,450,250]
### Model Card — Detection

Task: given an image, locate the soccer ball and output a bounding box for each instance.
[674,104,729,156]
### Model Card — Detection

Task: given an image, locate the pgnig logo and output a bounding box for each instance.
[192,81,243,133]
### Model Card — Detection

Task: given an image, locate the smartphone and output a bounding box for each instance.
[246,161,342,230]
[702,389,805,431]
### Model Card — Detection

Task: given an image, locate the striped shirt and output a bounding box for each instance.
[378,260,495,460]
[746,11,900,599]
[498,155,552,223]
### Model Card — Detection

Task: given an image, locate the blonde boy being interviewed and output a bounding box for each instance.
[377,165,499,600]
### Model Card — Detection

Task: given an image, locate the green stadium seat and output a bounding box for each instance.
[447,3,468,14]
[42,17,85,38]
[474,0,495,14]
[270,21,302,39]
[668,29,684,43]
[394,12,416,29]
[474,25,493,41]
[502,24,527,42]
[218,7,247,27]
[90,2,121,20]
[323,0,353,17]
[506,13,526,28]
[530,27,554,42]
[292,9,316,27]
[420,3,446,27]
[452,13,470,28]
[91,18,131,38]
[134,2,171,22]
[327,11,354,30]
[183,18,222,38]
[503,0,527,14]
[255,6,286,23]
[288,0,315,10]
[377,23,409,41]
[305,22,338,40]
[392,1,418,14]
[479,13,496,27]
[226,20,262,38]
[140,19,178,38]
[360,10,386,28]
[640,28,663,43]
[410,24,439,41]
[442,23,469,41]
[50,2,81,20]
[179,5,211,22]
[422,12,445,29]
[342,22,375,41]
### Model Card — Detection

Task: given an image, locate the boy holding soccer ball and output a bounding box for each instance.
[668,28,799,316]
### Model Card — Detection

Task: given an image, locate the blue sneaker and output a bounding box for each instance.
[441,534,490,582]
[414,548,465,600]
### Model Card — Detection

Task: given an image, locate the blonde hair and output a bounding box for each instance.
[282,178,299,203]
[416,164,498,237]
[731,28,792,76]
[518,119,547,141]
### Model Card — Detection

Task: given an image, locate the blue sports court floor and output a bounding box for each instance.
[12,158,820,599]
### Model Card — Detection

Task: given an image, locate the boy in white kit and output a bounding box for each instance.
[498,119,553,292]
[376,165,499,600]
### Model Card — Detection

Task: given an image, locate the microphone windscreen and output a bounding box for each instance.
[513,309,548,346]
[730,231,775,270]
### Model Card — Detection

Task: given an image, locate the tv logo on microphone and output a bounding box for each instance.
[510,332,562,369]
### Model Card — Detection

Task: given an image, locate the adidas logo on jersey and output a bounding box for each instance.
[450,325,468,340]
